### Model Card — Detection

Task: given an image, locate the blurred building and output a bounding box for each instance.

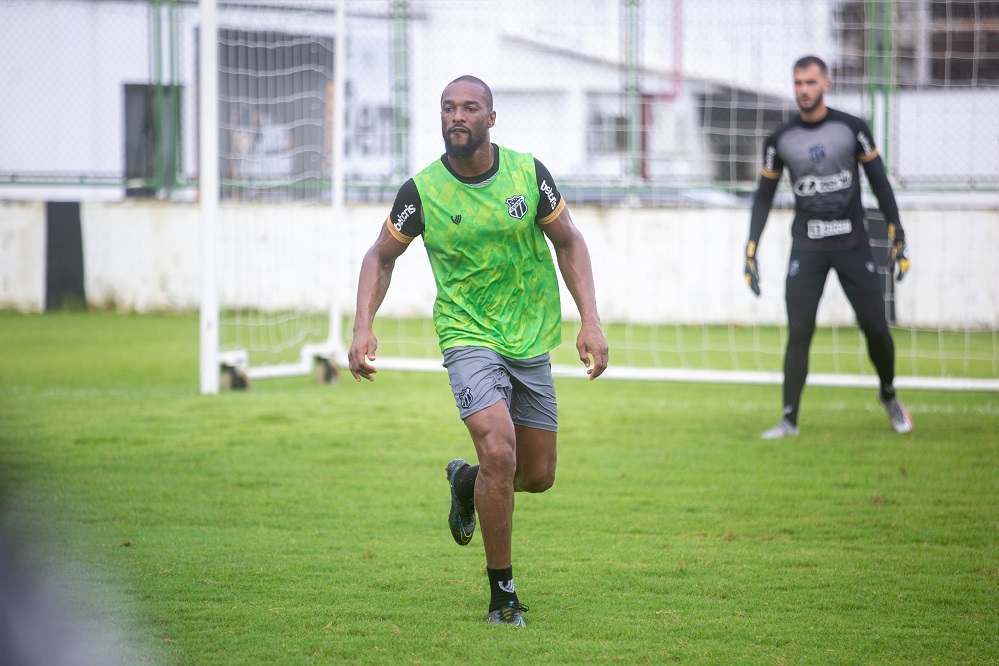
[0,0,996,202]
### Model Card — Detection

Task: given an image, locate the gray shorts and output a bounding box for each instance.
[442,346,558,432]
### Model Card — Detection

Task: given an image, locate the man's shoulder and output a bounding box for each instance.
[825,107,869,131]
[767,119,797,142]
[773,108,867,139]
[415,155,447,178]
[395,176,419,197]
[496,144,535,164]
[411,156,457,190]
[825,107,857,121]
[495,143,526,155]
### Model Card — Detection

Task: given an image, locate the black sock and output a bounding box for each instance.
[783,406,798,427]
[487,566,518,612]
[880,384,896,403]
[454,464,478,503]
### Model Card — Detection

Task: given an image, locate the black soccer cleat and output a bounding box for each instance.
[485,601,529,627]
[879,394,914,433]
[445,458,476,546]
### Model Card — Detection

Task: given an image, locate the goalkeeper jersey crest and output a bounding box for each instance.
[413,147,562,359]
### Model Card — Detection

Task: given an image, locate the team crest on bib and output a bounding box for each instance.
[809,145,826,163]
[506,194,528,219]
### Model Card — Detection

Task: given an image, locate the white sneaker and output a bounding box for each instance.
[761,419,799,439]
[879,395,914,433]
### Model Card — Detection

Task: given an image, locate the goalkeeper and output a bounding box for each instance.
[743,55,913,439]
[348,76,608,627]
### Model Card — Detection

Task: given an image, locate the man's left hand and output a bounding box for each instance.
[887,224,911,282]
[744,241,761,296]
[577,321,609,380]
[891,239,910,281]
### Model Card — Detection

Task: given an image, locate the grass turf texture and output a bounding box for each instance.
[1,311,997,665]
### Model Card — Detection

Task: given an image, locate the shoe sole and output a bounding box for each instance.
[485,611,526,627]
[760,423,798,439]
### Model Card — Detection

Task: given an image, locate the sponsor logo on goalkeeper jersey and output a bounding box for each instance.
[506,194,527,219]
[764,145,777,172]
[806,219,852,239]
[394,203,417,231]
[857,131,874,156]
[793,169,852,197]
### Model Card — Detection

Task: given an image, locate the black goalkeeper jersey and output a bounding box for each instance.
[760,108,880,251]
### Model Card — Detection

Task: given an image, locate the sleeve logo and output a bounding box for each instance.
[394,203,416,231]
[857,131,874,156]
[539,179,558,212]
[764,145,777,172]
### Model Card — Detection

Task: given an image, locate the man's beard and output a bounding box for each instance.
[444,127,487,159]
[797,90,824,113]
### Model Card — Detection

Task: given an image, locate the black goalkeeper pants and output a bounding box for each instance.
[782,245,896,419]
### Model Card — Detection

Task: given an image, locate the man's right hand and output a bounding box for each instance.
[744,241,761,296]
[348,329,379,382]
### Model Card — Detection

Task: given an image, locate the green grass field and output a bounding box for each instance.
[1,311,997,665]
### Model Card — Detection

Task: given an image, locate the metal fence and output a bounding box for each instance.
[1,0,998,202]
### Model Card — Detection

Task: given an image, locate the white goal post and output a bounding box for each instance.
[198,0,219,395]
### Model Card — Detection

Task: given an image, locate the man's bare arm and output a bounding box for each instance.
[541,208,608,379]
[348,221,410,382]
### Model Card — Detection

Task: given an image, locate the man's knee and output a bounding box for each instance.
[466,402,518,477]
[855,306,891,339]
[787,319,816,348]
[515,467,555,493]
[476,435,517,480]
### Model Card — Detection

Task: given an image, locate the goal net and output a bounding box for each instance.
[202,2,348,390]
[199,0,999,392]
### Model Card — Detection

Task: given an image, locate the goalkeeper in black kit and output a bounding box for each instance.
[744,55,913,439]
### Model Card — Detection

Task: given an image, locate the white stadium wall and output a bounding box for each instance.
[1,200,996,330]
[0,201,47,308]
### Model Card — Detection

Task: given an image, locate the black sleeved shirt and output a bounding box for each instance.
[761,108,882,251]
[386,144,562,240]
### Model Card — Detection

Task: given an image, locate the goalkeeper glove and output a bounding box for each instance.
[891,240,910,281]
[744,241,761,296]
[887,223,911,282]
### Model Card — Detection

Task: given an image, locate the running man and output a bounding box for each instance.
[348,75,608,625]
[744,55,913,439]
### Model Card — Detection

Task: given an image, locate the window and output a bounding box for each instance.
[124,83,181,197]
[929,1,999,83]
[834,0,999,87]
[586,93,629,155]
